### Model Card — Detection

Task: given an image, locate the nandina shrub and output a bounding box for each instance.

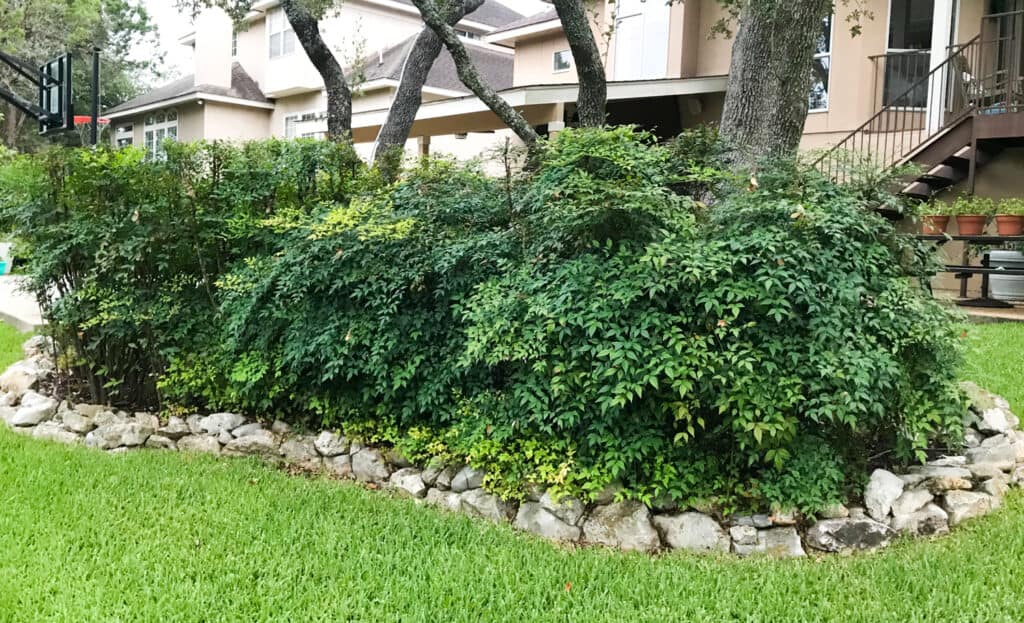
[0,128,966,514]
[0,140,365,407]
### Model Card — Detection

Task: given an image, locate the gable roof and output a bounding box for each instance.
[105,63,269,115]
[357,37,513,95]
[389,0,525,28]
[486,8,558,36]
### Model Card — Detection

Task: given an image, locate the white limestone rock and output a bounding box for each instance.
[390,468,428,499]
[514,502,582,541]
[582,501,661,552]
[864,469,904,521]
[313,431,349,457]
[652,512,730,553]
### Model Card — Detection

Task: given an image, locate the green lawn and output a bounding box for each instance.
[0,320,28,370]
[0,322,1022,622]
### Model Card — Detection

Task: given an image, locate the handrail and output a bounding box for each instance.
[814,35,982,183]
[816,11,1024,185]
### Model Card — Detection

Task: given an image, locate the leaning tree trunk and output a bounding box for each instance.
[551,0,606,127]
[373,0,484,164]
[411,0,540,151]
[281,0,352,142]
[720,0,833,166]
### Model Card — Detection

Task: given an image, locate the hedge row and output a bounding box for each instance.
[0,127,965,513]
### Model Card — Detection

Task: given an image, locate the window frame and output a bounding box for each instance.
[552,49,573,74]
[808,14,835,114]
[143,108,178,159]
[268,8,298,60]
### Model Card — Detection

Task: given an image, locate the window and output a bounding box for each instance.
[809,15,833,111]
[115,124,133,148]
[553,50,573,73]
[143,108,178,158]
[455,29,479,40]
[232,31,238,57]
[883,0,935,107]
[284,110,327,139]
[269,9,297,59]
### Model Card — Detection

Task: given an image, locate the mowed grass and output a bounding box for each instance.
[0,322,1021,622]
[0,320,28,370]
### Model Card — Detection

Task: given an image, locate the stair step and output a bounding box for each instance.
[902,181,934,198]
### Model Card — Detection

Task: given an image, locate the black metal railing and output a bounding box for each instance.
[815,10,1024,183]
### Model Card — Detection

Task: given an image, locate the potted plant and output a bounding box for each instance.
[952,196,993,236]
[994,198,1024,236]
[919,202,952,234]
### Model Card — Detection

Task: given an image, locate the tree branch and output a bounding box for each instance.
[281,0,352,142]
[551,0,606,127]
[373,0,484,163]
[410,0,539,150]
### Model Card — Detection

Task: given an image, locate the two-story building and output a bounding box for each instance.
[104,0,525,160]
[108,0,1024,202]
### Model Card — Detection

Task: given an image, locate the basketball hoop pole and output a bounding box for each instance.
[90,48,100,146]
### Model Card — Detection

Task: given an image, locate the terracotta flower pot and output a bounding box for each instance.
[921,215,950,234]
[994,214,1024,236]
[956,215,988,236]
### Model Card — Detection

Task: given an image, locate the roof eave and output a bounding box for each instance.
[484,19,563,45]
[104,92,275,120]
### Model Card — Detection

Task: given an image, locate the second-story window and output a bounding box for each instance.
[553,50,573,73]
[809,15,833,112]
[232,31,238,57]
[269,9,297,59]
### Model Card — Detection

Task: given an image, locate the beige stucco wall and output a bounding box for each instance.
[235,18,268,89]
[512,31,577,86]
[203,103,271,141]
[270,91,325,137]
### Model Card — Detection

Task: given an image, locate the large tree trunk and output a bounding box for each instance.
[281,0,352,142]
[720,0,832,166]
[551,0,606,127]
[411,0,540,150]
[372,0,484,164]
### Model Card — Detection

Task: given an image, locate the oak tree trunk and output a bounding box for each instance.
[411,0,540,150]
[551,0,606,127]
[720,0,832,166]
[373,0,484,164]
[281,0,352,142]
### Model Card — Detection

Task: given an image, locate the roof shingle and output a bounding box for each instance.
[357,37,513,95]
[105,63,268,114]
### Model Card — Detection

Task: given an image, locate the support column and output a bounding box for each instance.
[417,135,430,157]
[926,0,957,133]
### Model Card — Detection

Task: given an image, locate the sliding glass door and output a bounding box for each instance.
[884,0,935,106]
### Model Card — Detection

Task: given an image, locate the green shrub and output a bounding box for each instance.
[0,140,364,406]
[0,127,966,515]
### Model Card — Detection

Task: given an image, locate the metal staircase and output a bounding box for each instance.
[814,10,1024,205]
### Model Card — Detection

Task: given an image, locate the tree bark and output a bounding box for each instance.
[720,0,833,166]
[372,0,484,163]
[410,0,540,150]
[551,0,606,127]
[280,0,352,142]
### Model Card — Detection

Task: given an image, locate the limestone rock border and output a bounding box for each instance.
[2,340,1021,558]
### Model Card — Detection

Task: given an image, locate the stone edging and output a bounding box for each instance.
[2,336,1022,558]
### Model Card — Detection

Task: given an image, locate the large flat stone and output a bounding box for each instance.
[805,518,895,553]
[652,512,730,553]
[582,501,661,552]
[176,435,222,455]
[84,421,154,450]
[891,503,949,536]
[943,490,993,526]
[351,448,392,483]
[460,489,516,524]
[514,502,581,541]
[223,430,280,458]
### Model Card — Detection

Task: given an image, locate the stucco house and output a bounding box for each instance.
[107,0,1024,201]
[104,0,525,160]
